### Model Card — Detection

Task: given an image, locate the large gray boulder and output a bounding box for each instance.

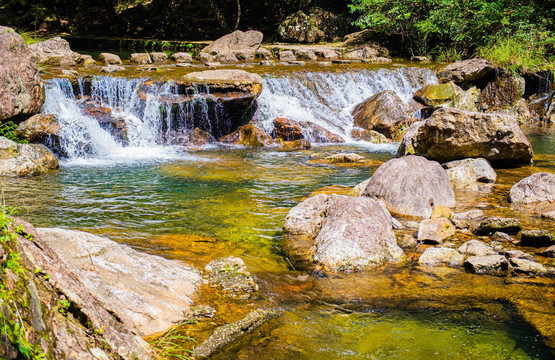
[28,36,79,66]
[0,26,44,123]
[397,108,533,165]
[0,137,59,176]
[438,59,495,84]
[361,156,455,219]
[352,90,415,139]
[508,172,555,204]
[36,227,201,337]
[201,30,263,62]
[283,194,405,272]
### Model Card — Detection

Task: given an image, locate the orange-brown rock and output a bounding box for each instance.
[218,124,274,147]
[273,117,304,141]
[300,121,344,143]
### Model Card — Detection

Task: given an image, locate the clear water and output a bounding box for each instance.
[6,68,555,358]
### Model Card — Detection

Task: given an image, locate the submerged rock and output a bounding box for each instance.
[324,153,366,163]
[397,108,533,165]
[352,90,415,139]
[473,217,522,236]
[465,255,509,275]
[417,218,455,244]
[37,227,201,336]
[205,256,258,300]
[0,26,44,123]
[0,137,59,176]
[361,156,455,219]
[508,172,555,204]
[283,194,404,272]
[520,230,555,247]
[418,247,464,267]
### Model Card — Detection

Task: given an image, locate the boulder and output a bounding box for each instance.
[413,82,480,111]
[397,108,533,165]
[473,217,522,236]
[438,59,495,84]
[169,127,214,147]
[418,247,464,267]
[279,50,296,62]
[361,156,455,219]
[508,172,555,204]
[130,53,151,64]
[520,230,555,248]
[343,45,380,60]
[218,124,274,147]
[458,239,497,256]
[100,64,124,73]
[273,117,304,141]
[300,121,344,143]
[28,36,78,66]
[314,49,340,59]
[80,103,128,143]
[149,52,167,63]
[352,90,415,139]
[36,227,201,337]
[278,11,325,43]
[443,158,496,190]
[255,48,273,60]
[294,49,317,60]
[479,71,523,111]
[542,245,555,257]
[417,218,455,244]
[171,52,193,63]
[198,52,214,63]
[411,56,430,63]
[15,113,61,149]
[491,231,517,243]
[0,26,44,123]
[324,153,366,163]
[283,194,404,272]
[0,137,59,176]
[202,30,263,55]
[505,249,535,261]
[76,54,95,65]
[215,52,239,63]
[465,255,509,275]
[204,256,258,300]
[281,139,311,150]
[99,52,122,65]
[350,128,391,144]
[509,258,548,276]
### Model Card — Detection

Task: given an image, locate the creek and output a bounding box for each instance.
[5,64,555,359]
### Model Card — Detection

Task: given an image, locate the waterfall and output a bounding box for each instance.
[42,67,438,162]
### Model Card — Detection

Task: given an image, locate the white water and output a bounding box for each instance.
[42,67,438,164]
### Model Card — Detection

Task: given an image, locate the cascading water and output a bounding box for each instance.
[42,67,438,162]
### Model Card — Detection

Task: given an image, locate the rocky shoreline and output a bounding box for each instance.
[1,23,555,359]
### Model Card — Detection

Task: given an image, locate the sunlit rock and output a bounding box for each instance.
[508,172,555,204]
[0,137,59,176]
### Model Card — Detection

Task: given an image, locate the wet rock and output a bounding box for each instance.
[479,71,522,111]
[183,305,217,321]
[100,64,124,73]
[15,114,61,147]
[279,50,296,62]
[350,128,391,144]
[0,26,44,123]
[364,57,392,64]
[352,90,415,139]
[324,153,366,163]
[343,45,379,60]
[473,217,522,236]
[454,209,484,221]
[76,54,95,65]
[414,83,480,112]
[80,103,127,143]
[520,230,555,247]
[171,52,193,63]
[273,117,304,141]
[205,256,258,299]
[37,227,201,336]
[130,53,151,64]
[510,258,548,276]
[205,61,222,68]
[149,52,167,63]
[542,245,555,257]
[417,218,455,244]
[169,127,214,147]
[28,36,78,66]
[259,60,275,66]
[219,124,274,147]
[283,194,405,272]
[192,308,278,358]
[491,231,517,244]
[398,234,417,248]
[280,139,311,150]
[508,172,555,204]
[418,247,464,267]
[431,205,454,220]
[300,121,344,143]
[0,137,59,176]
[361,156,455,219]
[397,108,533,165]
[438,59,495,84]
[505,250,535,261]
[137,65,157,72]
[98,52,122,65]
[458,239,497,256]
[465,255,509,275]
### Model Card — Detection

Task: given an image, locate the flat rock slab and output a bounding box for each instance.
[509,258,549,276]
[36,227,201,337]
[418,247,464,267]
[473,217,522,236]
[465,255,509,275]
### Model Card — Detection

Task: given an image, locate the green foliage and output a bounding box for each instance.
[56,298,71,315]
[348,0,555,72]
[0,121,27,144]
[149,322,197,360]
[17,30,46,45]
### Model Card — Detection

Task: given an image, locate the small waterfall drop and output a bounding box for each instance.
[258,67,438,141]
